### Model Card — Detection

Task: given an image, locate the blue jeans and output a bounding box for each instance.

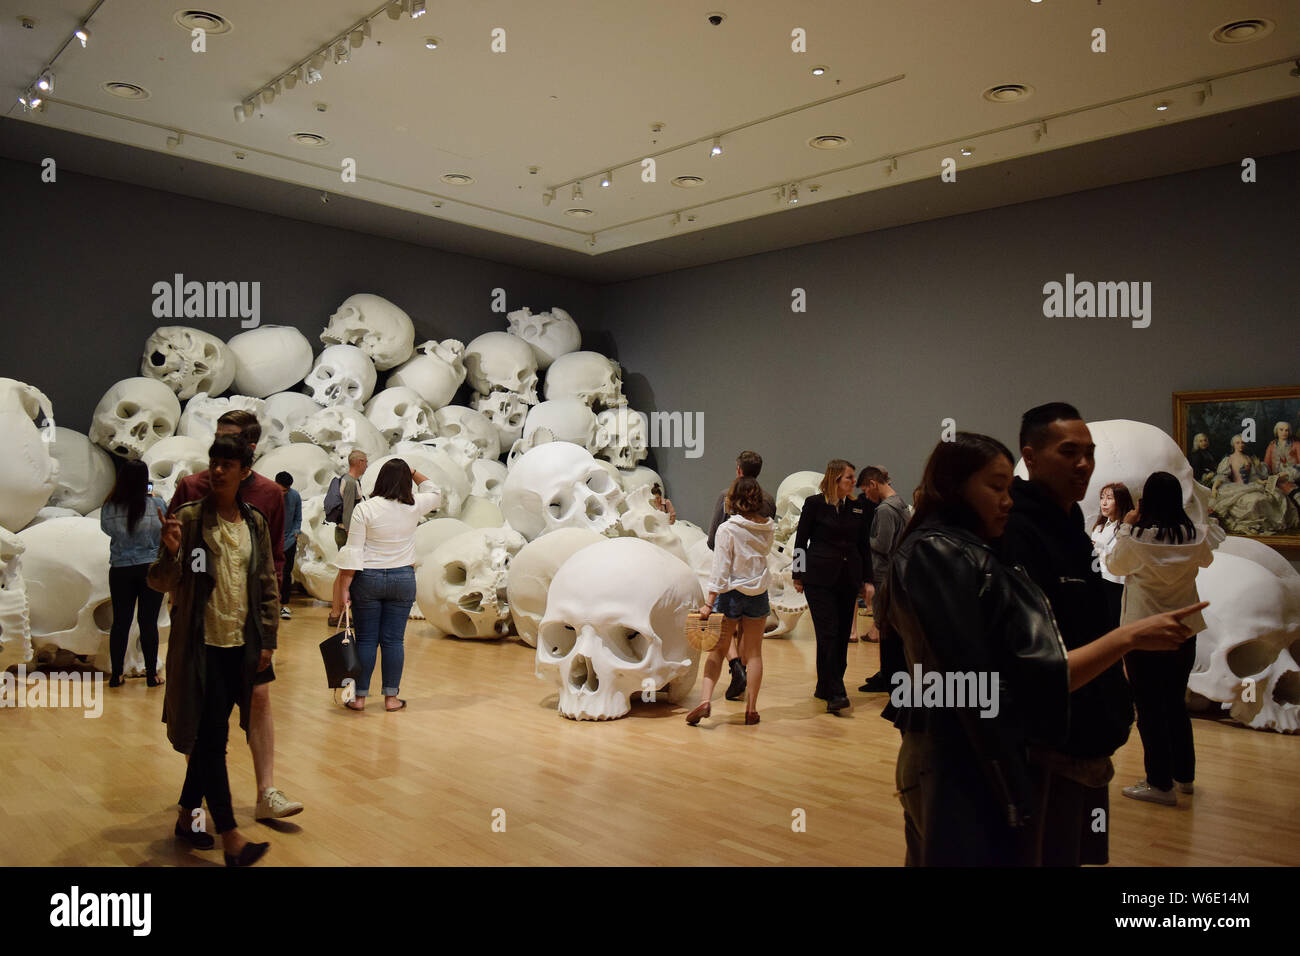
[350,566,416,697]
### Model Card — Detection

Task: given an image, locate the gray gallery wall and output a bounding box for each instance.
[597,150,1300,529]
[0,156,599,433]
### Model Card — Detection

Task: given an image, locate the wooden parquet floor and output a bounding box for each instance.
[3,601,1297,866]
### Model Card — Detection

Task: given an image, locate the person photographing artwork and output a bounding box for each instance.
[1089,482,1135,629]
[150,436,278,867]
[686,477,773,726]
[100,459,168,687]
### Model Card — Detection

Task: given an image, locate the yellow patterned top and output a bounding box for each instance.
[202,514,251,647]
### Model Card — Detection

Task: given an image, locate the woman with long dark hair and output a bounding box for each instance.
[790,458,873,713]
[885,434,1206,865]
[1106,471,1214,806]
[1090,482,1135,629]
[335,458,441,712]
[100,459,168,687]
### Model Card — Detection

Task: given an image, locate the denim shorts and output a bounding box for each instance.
[716,589,770,620]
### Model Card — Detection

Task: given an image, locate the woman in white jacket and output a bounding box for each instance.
[1090,482,1135,629]
[688,477,773,726]
[1106,471,1214,806]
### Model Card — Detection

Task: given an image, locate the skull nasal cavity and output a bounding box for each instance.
[1273,670,1300,705]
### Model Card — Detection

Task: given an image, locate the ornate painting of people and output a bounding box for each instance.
[1175,386,1300,547]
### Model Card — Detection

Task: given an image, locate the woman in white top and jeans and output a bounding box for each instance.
[1089,481,1135,630]
[688,477,773,726]
[335,459,442,712]
[1106,471,1214,806]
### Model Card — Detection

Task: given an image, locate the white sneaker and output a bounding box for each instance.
[255,787,304,820]
[1122,780,1176,806]
[280,606,291,620]
[1175,780,1194,794]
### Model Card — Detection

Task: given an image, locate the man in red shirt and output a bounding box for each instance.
[169,409,303,823]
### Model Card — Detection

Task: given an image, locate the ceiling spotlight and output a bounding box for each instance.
[572,182,583,201]
[233,103,246,122]
[285,70,300,90]
[710,136,722,157]
[542,190,555,206]
[350,29,365,48]
[424,37,440,49]
[1154,100,1170,111]
[387,1,404,19]
[334,41,350,65]
[243,100,256,119]
[262,87,275,105]
[411,0,427,18]
[960,146,973,156]
[306,67,323,84]
[37,71,54,93]
[310,53,326,71]
[787,185,799,205]
[811,65,826,76]
[75,26,90,47]
[600,171,611,188]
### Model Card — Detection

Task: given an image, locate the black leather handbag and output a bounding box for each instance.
[319,607,360,688]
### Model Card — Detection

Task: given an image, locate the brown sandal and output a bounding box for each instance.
[745,711,760,725]
[344,699,365,711]
[685,701,711,725]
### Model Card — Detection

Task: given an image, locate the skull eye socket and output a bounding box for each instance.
[540,622,578,658]
[393,403,408,416]
[507,414,523,427]
[444,562,467,585]
[606,626,651,664]
[116,402,140,419]
[586,472,613,494]
[152,418,171,436]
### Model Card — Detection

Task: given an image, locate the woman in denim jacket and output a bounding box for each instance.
[100,459,167,687]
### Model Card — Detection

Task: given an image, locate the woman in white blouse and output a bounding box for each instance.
[1106,471,1214,806]
[688,477,774,726]
[1089,482,1134,629]
[336,459,442,712]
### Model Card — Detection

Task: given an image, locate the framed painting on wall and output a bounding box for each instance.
[1173,385,1300,549]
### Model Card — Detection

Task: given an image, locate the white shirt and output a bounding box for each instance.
[707,515,774,596]
[1105,522,1213,633]
[1089,520,1125,585]
[334,480,442,570]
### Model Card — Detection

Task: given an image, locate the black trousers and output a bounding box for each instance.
[108,563,163,678]
[805,578,858,699]
[179,645,245,834]
[281,542,297,602]
[1101,579,1123,631]
[1126,637,1197,791]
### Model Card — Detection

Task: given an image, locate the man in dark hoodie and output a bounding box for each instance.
[1000,402,1133,866]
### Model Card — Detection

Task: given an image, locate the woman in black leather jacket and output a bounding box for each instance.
[884,432,1206,866]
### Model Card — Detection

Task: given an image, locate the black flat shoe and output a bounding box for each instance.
[108,675,123,688]
[146,675,164,687]
[827,696,851,713]
[174,820,215,850]
[224,841,270,867]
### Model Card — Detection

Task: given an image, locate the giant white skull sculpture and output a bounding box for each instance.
[765,548,808,637]
[364,386,437,445]
[304,344,377,410]
[46,428,114,515]
[1190,540,1300,733]
[518,399,607,457]
[463,332,539,404]
[386,340,467,410]
[620,466,663,497]
[322,293,416,371]
[470,459,508,503]
[363,448,470,519]
[773,471,823,553]
[260,391,324,455]
[176,392,268,450]
[506,528,604,647]
[413,518,474,565]
[595,407,649,469]
[501,442,625,541]
[253,443,337,501]
[227,325,315,398]
[422,435,483,471]
[506,306,581,370]
[544,351,626,410]
[459,496,506,529]
[415,527,526,638]
[141,326,237,399]
[615,484,688,563]
[0,527,32,670]
[142,435,210,505]
[473,390,528,449]
[292,494,339,602]
[18,517,168,674]
[291,405,389,473]
[434,405,501,461]
[89,377,182,461]
[0,379,57,532]
[536,537,701,720]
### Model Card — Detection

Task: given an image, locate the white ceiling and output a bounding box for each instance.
[3,0,1300,261]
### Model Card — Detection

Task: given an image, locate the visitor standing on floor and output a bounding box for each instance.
[886,432,1203,866]
[328,450,367,628]
[335,459,441,712]
[687,477,774,726]
[856,466,910,690]
[706,451,777,703]
[168,409,302,823]
[100,459,168,688]
[1090,482,1134,629]
[276,471,302,621]
[790,458,873,714]
[151,436,277,866]
[1105,471,1214,807]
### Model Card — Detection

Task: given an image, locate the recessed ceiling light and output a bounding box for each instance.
[290,132,330,147]
[102,82,149,99]
[424,36,440,49]
[564,208,594,218]
[811,66,827,76]
[1211,19,1273,43]
[960,146,974,156]
[441,173,475,185]
[808,134,849,150]
[982,84,1033,103]
[173,10,232,36]
[1154,101,1171,112]
[672,175,706,188]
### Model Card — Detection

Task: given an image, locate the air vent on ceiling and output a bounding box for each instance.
[102,82,149,99]
[290,132,329,147]
[982,84,1032,103]
[564,208,594,218]
[672,175,706,188]
[808,134,849,150]
[1211,19,1273,43]
[441,173,475,185]
[173,10,232,35]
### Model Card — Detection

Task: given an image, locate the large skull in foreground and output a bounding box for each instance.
[506,528,605,647]
[506,306,581,370]
[322,293,416,371]
[536,537,700,720]
[415,527,526,638]
[47,428,113,515]
[501,442,624,540]
[141,326,237,399]
[89,377,182,461]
